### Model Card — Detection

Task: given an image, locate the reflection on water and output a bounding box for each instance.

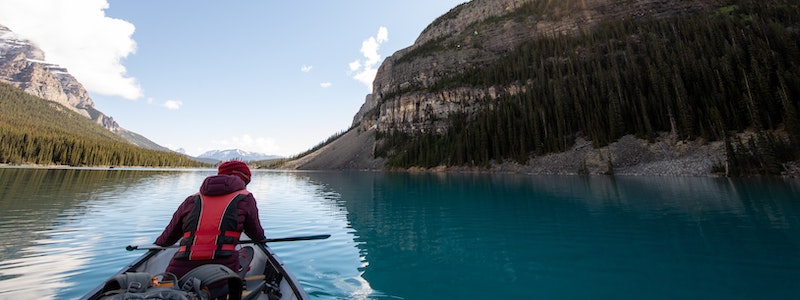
[249,171,375,299]
[0,168,799,300]
[0,167,215,299]
[1,168,167,259]
[298,172,800,300]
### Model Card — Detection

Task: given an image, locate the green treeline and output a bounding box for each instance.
[719,132,797,176]
[377,0,800,174]
[0,82,208,167]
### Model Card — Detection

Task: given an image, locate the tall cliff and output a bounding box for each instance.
[292,0,800,175]
[0,24,168,151]
[353,0,721,133]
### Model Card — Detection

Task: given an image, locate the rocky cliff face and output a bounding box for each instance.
[0,24,168,151]
[292,0,750,174]
[353,0,720,134]
[0,25,111,125]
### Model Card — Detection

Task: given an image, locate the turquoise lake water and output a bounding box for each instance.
[0,168,798,299]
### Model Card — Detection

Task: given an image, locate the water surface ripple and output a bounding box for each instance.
[0,168,798,299]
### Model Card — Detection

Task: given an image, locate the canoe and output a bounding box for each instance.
[80,240,310,300]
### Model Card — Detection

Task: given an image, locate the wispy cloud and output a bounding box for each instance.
[350,27,388,91]
[320,82,332,88]
[0,0,142,100]
[163,100,182,110]
[301,65,313,72]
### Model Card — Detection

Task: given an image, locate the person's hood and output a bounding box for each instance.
[199,174,247,196]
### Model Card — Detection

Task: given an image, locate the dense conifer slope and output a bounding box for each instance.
[373,0,800,175]
[0,82,208,167]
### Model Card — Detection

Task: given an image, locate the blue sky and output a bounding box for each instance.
[0,0,466,157]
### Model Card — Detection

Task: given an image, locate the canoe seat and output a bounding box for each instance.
[179,264,243,300]
[97,264,244,300]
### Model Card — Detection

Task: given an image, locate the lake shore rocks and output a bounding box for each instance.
[283,127,800,178]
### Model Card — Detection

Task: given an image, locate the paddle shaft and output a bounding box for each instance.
[126,234,331,251]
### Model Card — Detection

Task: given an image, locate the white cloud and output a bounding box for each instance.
[320,82,332,88]
[376,27,389,44]
[353,69,378,89]
[301,65,313,72]
[350,27,388,91]
[348,60,362,72]
[163,100,182,110]
[0,0,142,100]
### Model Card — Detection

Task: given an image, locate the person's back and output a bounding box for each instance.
[154,160,266,279]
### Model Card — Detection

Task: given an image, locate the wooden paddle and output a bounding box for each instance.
[126,234,331,251]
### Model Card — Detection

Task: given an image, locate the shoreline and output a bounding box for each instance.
[281,127,800,178]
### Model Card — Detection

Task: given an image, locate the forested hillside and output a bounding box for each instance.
[0,82,208,167]
[375,0,800,176]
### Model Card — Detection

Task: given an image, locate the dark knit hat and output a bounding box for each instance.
[218,160,251,184]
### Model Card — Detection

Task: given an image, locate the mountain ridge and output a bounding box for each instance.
[1,25,282,164]
[0,24,169,152]
[286,0,800,177]
[196,149,282,163]
[0,81,207,167]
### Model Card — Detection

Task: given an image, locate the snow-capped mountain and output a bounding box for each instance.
[197,149,282,162]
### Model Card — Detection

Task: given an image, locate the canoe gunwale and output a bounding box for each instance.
[80,243,309,300]
[80,249,164,300]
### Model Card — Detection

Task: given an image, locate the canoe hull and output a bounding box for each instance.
[81,242,309,300]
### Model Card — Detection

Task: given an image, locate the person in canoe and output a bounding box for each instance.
[154,160,266,279]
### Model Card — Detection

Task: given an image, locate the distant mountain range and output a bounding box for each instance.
[1,24,285,166]
[188,149,283,163]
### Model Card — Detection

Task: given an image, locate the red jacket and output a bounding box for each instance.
[154,174,266,278]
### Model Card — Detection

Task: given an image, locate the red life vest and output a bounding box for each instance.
[175,189,249,260]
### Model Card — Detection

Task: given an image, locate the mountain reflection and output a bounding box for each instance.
[0,167,212,299]
[1,169,797,299]
[1,168,162,260]
[297,171,800,299]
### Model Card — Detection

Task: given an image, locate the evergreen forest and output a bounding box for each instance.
[376,0,800,176]
[0,82,208,167]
